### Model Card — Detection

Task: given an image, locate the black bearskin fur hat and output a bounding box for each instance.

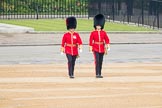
[66,17,77,30]
[94,14,105,29]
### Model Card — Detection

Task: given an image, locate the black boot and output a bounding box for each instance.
[96,75,103,78]
[69,76,75,79]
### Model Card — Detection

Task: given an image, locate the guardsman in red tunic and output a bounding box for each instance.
[61,17,82,78]
[89,14,110,78]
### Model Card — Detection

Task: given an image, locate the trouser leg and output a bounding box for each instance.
[94,52,100,75]
[66,54,77,76]
[99,53,104,75]
[71,55,77,76]
[66,54,73,76]
[94,52,104,76]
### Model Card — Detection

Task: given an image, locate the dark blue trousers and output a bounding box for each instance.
[66,54,77,76]
[93,52,104,76]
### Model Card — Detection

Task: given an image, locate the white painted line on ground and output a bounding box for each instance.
[0,87,136,92]
[13,93,162,100]
[144,85,162,89]
[0,76,162,83]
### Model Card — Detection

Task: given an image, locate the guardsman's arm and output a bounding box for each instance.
[61,34,66,53]
[104,32,110,50]
[89,32,94,52]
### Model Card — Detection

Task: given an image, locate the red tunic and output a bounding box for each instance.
[89,30,110,53]
[61,32,82,56]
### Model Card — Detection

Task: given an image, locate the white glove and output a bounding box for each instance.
[60,52,64,55]
[108,47,110,51]
[79,49,83,53]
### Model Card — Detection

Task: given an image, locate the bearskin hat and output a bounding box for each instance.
[94,14,105,29]
[66,17,77,30]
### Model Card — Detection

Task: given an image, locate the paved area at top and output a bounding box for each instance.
[0,23,34,33]
[0,32,162,64]
[0,23,162,45]
[1,32,162,46]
